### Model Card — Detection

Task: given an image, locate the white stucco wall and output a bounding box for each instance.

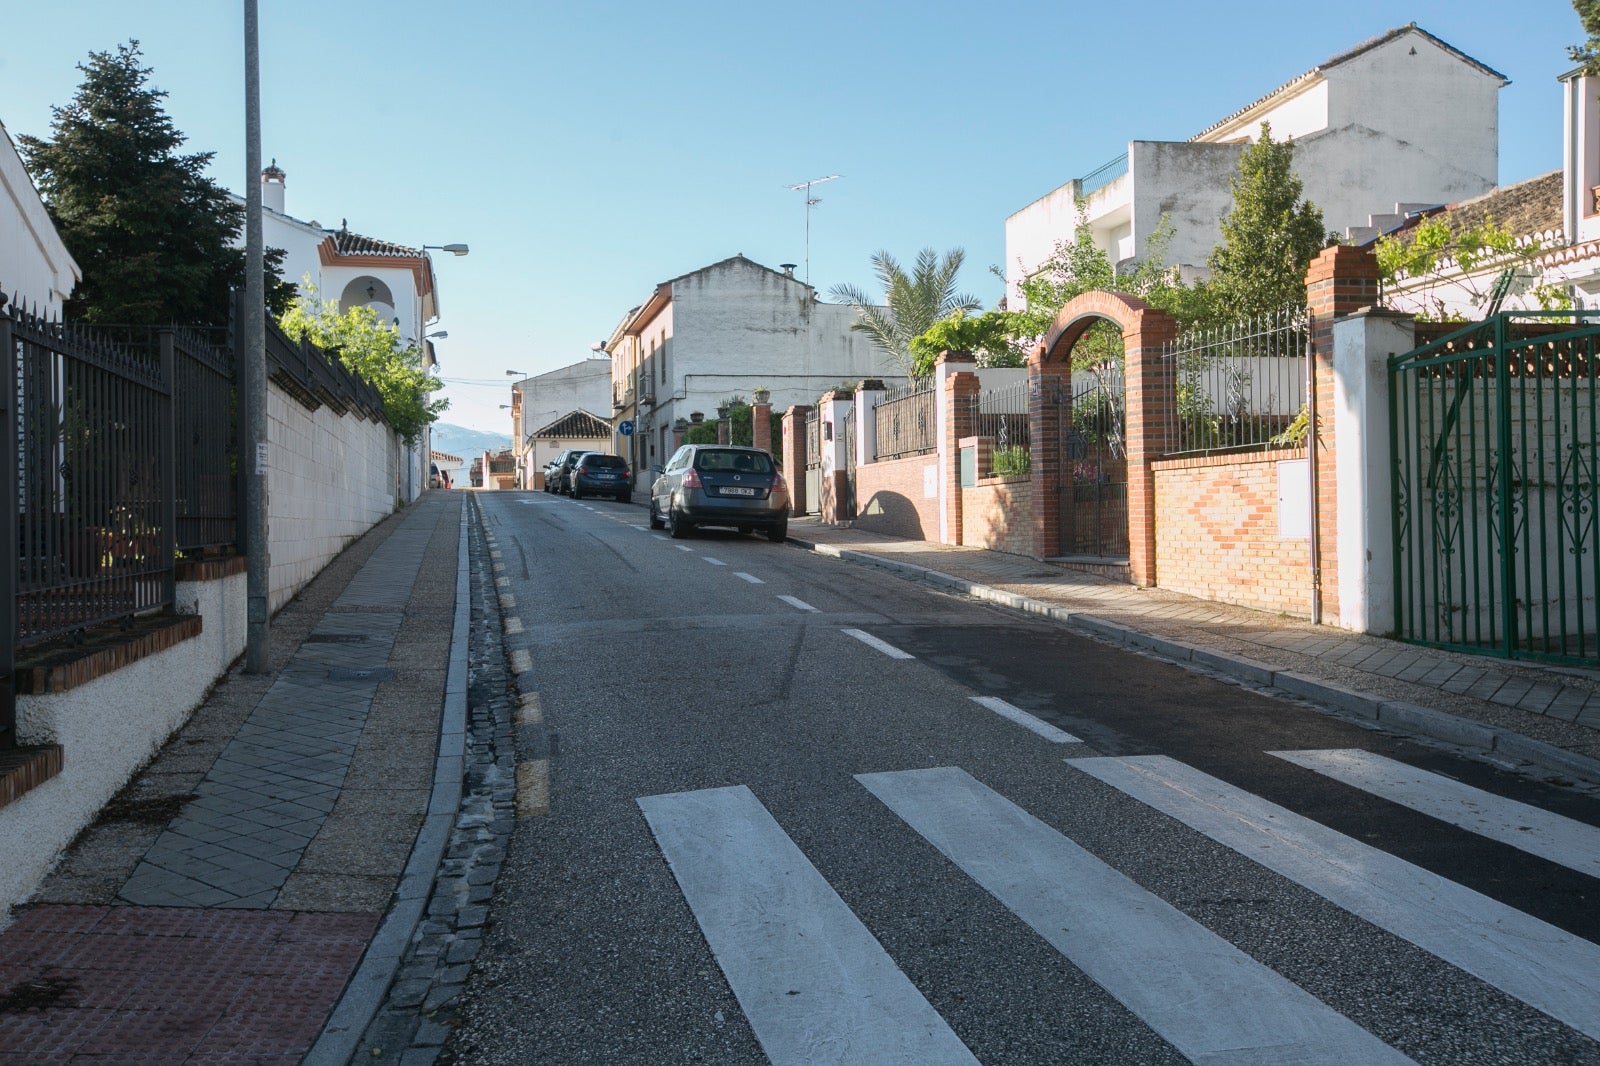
[266,380,398,611]
[1199,80,1331,144]
[516,359,613,442]
[0,120,78,315]
[0,571,247,918]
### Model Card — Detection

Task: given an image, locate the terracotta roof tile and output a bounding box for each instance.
[532,410,612,439]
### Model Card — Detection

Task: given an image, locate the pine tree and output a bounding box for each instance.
[1202,123,1330,320]
[1571,0,1600,73]
[18,41,288,324]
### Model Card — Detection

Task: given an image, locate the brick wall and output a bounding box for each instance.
[962,475,1033,555]
[854,454,939,539]
[1153,449,1314,616]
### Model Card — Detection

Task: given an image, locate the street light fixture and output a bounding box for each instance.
[424,243,470,256]
[506,369,528,378]
[426,330,448,340]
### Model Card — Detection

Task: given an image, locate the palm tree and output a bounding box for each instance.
[830,248,980,382]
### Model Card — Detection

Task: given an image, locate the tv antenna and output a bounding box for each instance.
[786,174,840,285]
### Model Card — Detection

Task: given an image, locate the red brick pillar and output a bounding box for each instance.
[1124,310,1177,587]
[1028,358,1073,559]
[781,405,811,515]
[1305,244,1381,622]
[942,367,980,545]
[752,401,773,453]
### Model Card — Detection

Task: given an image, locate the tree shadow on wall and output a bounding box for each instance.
[853,492,927,539]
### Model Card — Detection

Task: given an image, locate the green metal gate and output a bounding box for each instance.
[1390,312,1600,664]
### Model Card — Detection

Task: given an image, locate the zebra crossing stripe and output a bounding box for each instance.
[1070,755,1600,1042]
[1269,748,1600,879]
[857,767,1411,1065]
[637,785,978,1066]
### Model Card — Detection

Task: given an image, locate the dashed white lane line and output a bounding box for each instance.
[676,545,694,552]
[842,628,913,659]
[778,595,818,612]
[703,557,728,566]
[971,696,1081,744]
[734,572,765,584]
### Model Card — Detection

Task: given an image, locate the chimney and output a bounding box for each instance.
[779,263,797,278]
[261,159,286,214]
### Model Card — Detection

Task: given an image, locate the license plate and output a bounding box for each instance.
[595,473,615,479]
[722,486,756,496]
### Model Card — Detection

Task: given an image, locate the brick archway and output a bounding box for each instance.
[1025,291,1177,586]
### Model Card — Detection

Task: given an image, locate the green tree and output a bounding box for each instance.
[1571,0,1600,72]
[908,309,1020,377]
[279,285,447,444]
[985,204,1203,374]
[17,40,291,324]
[830,248,981,382]
[1200,124,1330,319]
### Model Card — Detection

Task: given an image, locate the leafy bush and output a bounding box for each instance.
[992,445,1031,477]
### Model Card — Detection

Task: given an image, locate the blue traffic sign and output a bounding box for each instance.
[618,420,634,436]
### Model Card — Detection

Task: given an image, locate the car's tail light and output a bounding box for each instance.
[682,468,702,488]
[771,470,787,492]
[622,467,631,479]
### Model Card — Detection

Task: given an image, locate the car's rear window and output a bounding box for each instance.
[582,455,627,468]
[694,450,773,474]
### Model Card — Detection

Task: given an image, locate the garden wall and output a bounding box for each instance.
[853,453,939,540]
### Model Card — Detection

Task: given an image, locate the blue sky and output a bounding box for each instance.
[0,2,1586,432]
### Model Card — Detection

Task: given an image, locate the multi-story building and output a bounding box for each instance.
[507,358,612,488]
[612,255,889,471]
[1005,24,1508,305]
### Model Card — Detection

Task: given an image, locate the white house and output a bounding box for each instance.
[615,255,891,470]
[508,358,613,488]
[234,162,465,500]
[0,118,79,315]
[1005,24,1508,306]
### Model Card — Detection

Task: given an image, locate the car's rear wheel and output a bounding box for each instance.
[668,505,693,539]
[572,485,584,500]
[765,520,787,543]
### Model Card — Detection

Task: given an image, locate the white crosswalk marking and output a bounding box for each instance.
[1070,755,1600,1042]
[637,785,979,1066]
[858,766,1411,1065]
[841,628,913,659]
[970,696,1081,744]
[1270,748,1600,879]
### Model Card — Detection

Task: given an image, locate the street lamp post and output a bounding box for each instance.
[505,370,529,487]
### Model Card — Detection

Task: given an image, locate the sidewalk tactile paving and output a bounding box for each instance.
[0,905,377,1063]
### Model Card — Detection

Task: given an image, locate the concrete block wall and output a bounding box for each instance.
[266,381,397,611]
[1153,451,1313,615]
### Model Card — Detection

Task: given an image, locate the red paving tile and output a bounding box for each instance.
[0,904,378,1062]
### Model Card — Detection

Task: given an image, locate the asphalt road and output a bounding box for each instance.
[445,490,1600,1065]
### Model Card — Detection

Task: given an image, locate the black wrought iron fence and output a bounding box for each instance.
[1165,306,1309,456]
[5,302,176,658]
[874,382,936,460]
[968,381,1031,457]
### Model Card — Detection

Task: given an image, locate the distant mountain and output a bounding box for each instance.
[430,423,510,464]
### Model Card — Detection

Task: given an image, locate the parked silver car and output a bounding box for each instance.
[648,444,788,541]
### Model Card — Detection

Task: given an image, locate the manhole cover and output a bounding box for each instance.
[306,634,368,644]
[326,667,395,682]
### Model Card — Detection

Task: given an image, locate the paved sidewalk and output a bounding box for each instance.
[785,516,1600,789]
[0,491,466,1064]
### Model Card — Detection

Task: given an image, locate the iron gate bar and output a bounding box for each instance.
[1390,310,1600,664]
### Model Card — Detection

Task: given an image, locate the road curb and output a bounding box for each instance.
[788,534,1600,788]
[305,498,472,1066]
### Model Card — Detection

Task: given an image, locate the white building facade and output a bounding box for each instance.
[1005,24,1507,305]
[509,358,613,488]
[617,256,891,471]
[0,119,78,315]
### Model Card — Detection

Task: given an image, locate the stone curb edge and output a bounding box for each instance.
[790,536,1600,788]
[305,497,473,1065]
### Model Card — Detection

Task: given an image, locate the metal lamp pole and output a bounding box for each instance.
[243,0,269,672]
